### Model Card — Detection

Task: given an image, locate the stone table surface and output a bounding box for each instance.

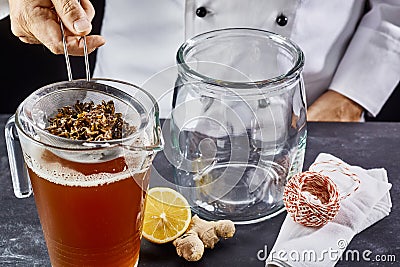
[0,114,398,266]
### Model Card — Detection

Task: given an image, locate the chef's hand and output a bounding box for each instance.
[307,90,364,122]
[8,0,105,55]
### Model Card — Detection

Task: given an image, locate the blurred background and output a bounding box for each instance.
[0,0,399,121]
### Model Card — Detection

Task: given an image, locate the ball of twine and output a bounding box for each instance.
[283,171,340,227]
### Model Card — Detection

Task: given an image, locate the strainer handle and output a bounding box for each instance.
[5,115,33,198]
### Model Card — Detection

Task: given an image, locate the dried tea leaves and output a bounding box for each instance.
[45,100,136,141]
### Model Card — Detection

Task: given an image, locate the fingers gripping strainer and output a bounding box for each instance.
[59,0,90,82]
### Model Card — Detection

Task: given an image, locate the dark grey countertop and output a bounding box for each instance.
[0,114,399,266]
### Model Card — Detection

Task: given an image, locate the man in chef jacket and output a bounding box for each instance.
[4,0,400,121]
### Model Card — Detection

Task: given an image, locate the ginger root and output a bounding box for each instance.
[172,215,235,261]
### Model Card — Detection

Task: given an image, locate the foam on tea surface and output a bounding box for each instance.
[24,134,150,188]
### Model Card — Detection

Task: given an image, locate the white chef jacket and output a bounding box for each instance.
[0,0,8,19]
[92,0,400,119]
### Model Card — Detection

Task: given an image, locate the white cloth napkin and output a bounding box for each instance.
[266,153,392,267]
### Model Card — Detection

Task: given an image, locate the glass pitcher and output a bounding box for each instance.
[170,28,307,224]
[5,78,163,266]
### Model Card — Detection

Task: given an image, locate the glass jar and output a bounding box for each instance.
[170,28,306,224]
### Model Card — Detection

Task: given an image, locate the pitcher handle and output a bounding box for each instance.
[5,115,32,198]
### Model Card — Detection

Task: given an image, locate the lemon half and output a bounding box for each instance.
[142,187,192,244]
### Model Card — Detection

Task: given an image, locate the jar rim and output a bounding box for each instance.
[176,27,305,91]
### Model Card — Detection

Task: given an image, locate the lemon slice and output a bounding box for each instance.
[142,187,192,244]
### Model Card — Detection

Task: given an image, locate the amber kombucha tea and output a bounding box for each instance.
[27,150,149,267]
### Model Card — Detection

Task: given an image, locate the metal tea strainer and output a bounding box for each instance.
[25,79,151,163]
[20,5,163,163]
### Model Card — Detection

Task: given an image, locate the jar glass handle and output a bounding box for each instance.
[5,115,32,198]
